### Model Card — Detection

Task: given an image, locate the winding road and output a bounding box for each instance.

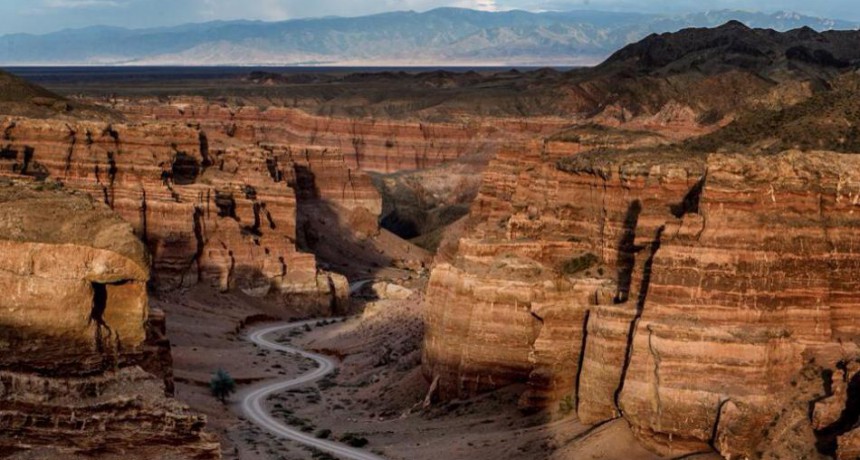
[241,320,386,460]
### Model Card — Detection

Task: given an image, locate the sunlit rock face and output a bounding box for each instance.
[113,96,562,174]
[0,117,352,314]
[0,94,569,313]
[423,144,860,459]
[0,182,150,373]
[0,182,219,459]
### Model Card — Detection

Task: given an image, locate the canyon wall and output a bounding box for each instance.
[0,182,218,458]
[0,98,564,305]
[423,144,860,458]
[114,96,567,173]
[0,117,356,313]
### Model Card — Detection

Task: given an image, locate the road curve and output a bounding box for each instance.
[242,320,386,460]
[348,279,373,296]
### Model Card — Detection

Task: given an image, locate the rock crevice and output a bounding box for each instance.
[423,145,860,458]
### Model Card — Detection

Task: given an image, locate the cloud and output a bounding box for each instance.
[260,0,291,20]
[43,0,121,7]
[199,0,291,21]
[194,0,503,21]
[2,0,860,35]
[474,0,499,11]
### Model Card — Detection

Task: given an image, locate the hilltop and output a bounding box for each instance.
[0,69,118,120]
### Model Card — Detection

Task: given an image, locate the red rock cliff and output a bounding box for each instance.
[423,144,860,458]
[113,96,569,173]
[0,117,352,312]
[0,182,219,459]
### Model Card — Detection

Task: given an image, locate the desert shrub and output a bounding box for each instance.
[315,429,332,439]
[209,369,236,403]
[558,395,575,415]
[317,375,337,391]
[696,108,722,126]
[309,447,337,460]
[562,253,598,275]
[340,433,369,448]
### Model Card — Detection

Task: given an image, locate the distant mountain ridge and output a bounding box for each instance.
[0,7,856,66]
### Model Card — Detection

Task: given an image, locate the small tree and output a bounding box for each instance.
[210,368,236,404]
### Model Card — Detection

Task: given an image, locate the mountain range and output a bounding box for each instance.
[0,7,857,66]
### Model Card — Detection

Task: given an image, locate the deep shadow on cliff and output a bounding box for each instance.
[370,155,485,252]
[293,164,431,282]
[421,21,860,460]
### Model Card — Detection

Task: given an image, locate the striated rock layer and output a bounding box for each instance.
[423,144,860,458]
[113,96,568,174]
[0,117,354,313]
[0,182,219,459]
[0,95,566,308]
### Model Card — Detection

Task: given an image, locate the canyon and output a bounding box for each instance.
[2,19,860,460]
[0,64,567,459]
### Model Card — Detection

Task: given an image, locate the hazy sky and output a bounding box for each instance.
[1,0,857,35]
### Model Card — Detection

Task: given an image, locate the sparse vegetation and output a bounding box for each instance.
[271,405,318,432]
[561,253,598,275]
[318,370,339,391]
[558,395,575,415]
[308,448,337,460]
[340,432,369,448]
[684,74,860,154]
[209,368,236,403]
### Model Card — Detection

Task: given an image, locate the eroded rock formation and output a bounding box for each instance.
[0,181,218,458]
[0,117,353,314]
[423,144,860,458]
[0,89,564,309]
[114,96,565,174]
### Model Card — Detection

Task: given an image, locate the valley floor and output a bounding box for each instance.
[156,284,721,460]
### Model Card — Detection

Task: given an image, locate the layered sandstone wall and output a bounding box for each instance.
[423,145,860,458]
[0,182,151,374]
[0,95,572,305]
[0,182,219,458]
[113,96,568,173]
[0,117,355,313]
[0,96,555,308]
